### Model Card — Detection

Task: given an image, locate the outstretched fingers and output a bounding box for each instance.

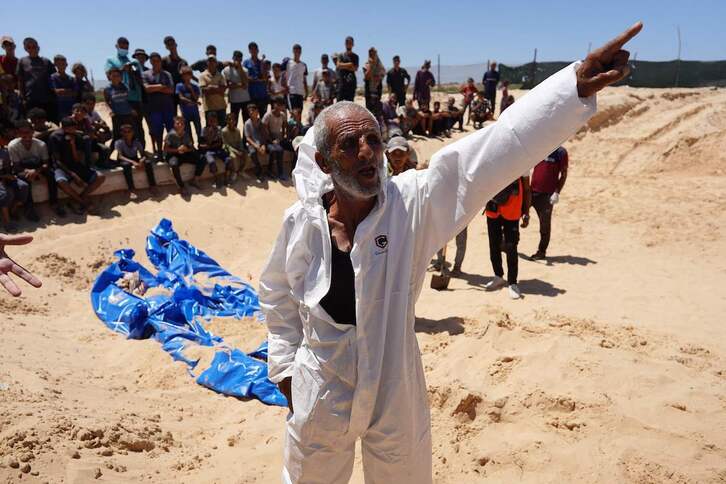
[0,234,34,246]
[601,21,643,55]
[0,272,21,297]
[11,261,42,288]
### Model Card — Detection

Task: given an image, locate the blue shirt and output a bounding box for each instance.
[104,54,144,102]
[175,82,201,118]
[104,83,133,116]
[243,58,268,101]
[50,73,77,117]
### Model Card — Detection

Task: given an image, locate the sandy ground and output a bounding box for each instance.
[1,85,726,483]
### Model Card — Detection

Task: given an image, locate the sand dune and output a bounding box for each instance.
[1,86,725,483]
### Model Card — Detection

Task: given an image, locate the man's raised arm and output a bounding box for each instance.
[412,23,642,260]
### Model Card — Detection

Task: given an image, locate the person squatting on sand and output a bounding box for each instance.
[259,22,643,483]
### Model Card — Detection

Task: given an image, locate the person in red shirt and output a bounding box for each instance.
[484,173,531,299]
[459,77,477,125]
[0,37,18,85]
[530,146,568,260]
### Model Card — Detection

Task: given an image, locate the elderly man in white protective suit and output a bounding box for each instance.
[259,23,643,484]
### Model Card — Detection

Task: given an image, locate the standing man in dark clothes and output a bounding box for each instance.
[50,55,76,120]
[335,36,359,102]
[1,36,19,85]
[104,37,146,144]
[386,55,410,107]
[482,61,500,116]
[191,45,218,73]
[413,60,435,108]
[244,42,269,115]
[142,52,176,159]
[162,36,189,114]
[530,146,568,260]
[15,38,56,121]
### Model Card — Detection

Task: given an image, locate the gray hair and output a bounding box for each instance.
[314,101,380,163]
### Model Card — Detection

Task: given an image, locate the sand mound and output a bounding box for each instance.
[2,86,725,483]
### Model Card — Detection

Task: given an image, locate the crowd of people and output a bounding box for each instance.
[0,33,508,234]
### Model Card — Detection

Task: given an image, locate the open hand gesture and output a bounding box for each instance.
[576,22,643,98]
[0,234,42,297]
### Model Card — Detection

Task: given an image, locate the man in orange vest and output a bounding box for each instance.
[484,173,531,299]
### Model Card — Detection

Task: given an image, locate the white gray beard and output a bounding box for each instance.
[329,158,384,200]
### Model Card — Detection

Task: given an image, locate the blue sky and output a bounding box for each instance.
[4,0,724,82]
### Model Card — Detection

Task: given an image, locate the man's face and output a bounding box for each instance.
[273,65,281,76]
[233,54,242,64]
[117,40,129,51]
[208,59,217,73]
[345,38,353,51]
[121,126,133,140]
[151,56,162,70]
[72,107,85,120]
[207,47,216,56]
[394,58,400,68]
[272,102,282,114]
[30,117,46,130]
[324,111,384,199]
[24,40,39,57]
[3,42,15,56]
[226,116,235,128]
[165,40,177,52]
[321,56,328,66]
[249,109,259,121]
[18,127,33,143]
[110,71,122,84]
[388,94,397,105]
[55,58,67,72]
[174,118,185,133]
[293,47,301,58]
[249,45,259,57]
[84,99,95,113]
[387,148,409,171]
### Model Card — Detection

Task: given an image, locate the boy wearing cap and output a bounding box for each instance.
[385,136,417,176]
[132,49,150,72]
[1,37,18,85]
[199,56,227,127]
[48,117,105,213]
[142,52,175,159]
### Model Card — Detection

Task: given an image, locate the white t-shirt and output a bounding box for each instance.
[223,65,251,103]
[8,138,49,165]
[286,59,308,96]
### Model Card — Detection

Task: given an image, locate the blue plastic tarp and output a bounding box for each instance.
[90,218,286,407]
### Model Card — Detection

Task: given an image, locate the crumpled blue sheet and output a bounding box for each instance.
[90,218,286,407]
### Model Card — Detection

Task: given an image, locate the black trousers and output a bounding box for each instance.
[531,191,553,254]
[485,91,496,115]
[119,157,157,191]
[487,215,519,284]
[167,152,204,188]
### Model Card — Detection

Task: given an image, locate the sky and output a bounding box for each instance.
[4,0,725,83]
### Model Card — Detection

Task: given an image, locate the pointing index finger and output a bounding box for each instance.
[0,234,34,246]
[603,21,643,54]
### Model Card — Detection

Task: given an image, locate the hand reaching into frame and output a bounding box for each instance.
[0,234,42,297]
[576,22,643,98]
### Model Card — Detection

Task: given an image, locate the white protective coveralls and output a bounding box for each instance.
[259,62,596,484]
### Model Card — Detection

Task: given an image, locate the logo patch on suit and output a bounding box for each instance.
[375,235,388,249]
